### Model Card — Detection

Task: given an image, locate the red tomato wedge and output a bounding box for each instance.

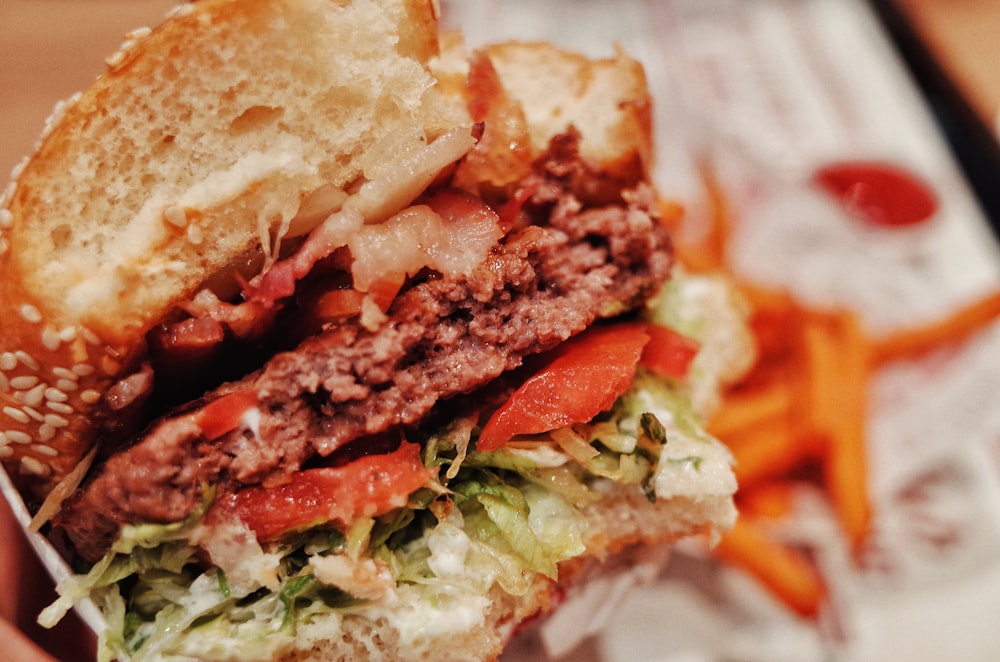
[221,442,432,541]
[476,324,651,451]
[196,391,260,441]
[314,288,368,320]
[366,275,405,312]
[640,323,701,380]
[314,275,404,321]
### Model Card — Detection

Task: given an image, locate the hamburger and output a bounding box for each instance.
[0,0,754,660]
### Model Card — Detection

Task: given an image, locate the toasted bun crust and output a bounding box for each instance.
[484,41,653,183]
[432,37,653,184]
[0,0,467,497]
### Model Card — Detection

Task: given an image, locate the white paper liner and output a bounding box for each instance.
[0,466,107,636]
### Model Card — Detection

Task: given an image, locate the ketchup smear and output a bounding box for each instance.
[813,162,938,228]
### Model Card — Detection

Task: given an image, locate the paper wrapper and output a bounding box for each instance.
[444,0,1000,660]
[0,463,108,636]
[3,1,1000,660]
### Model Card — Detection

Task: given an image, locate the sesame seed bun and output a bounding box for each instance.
[0,0,465,500]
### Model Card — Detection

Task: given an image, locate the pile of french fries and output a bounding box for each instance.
[665,173,1000,618]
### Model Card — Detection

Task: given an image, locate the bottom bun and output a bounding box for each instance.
[279,488,734,662]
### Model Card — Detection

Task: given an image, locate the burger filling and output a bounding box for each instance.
[55,131,673,562]
[43,269,745,662]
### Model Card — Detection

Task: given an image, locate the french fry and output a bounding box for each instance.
[708,380,794,439]
[870,289,1000,365]
[674,167,1000,618]
[726,419,823,489]
[739,285,801,339]
[799,312,842,437]
[738,481,806,521]
[799,311,872,549]
[715,516,826,618]
[705,295,874,613]
[673,168,873,614]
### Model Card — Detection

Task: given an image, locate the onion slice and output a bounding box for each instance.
[346,126,477,223]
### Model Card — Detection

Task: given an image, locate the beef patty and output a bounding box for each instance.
[55,137,674,562]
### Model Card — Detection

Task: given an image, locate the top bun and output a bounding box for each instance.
[0,0,469,498]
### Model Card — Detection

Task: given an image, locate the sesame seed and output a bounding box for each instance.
[106,49,127,69]
[81,328,101,346]
[72,363,96,377]
[9,156,28,182]
[126,26,153,40]
[20,456,50,477]
[56,379,78,392]
[22,406,43,422]
[163,205,188,228]
[52,367,78,381]
[41,327,61,352]
[19,304,42,324]
[0,238,7,256]
[37,424,55,441]
[31,444,58,457]
[58,327,78,342]
[50,100,74,126]
[0,448,11,459]
[2,407,29,424]
[5,430,32,444]
[166,2,195,18]
[0,432,7,447]
[0,183,14,207]
[0,209,12,228]
[19,384,45,407]
[45,402,73,416]
[0,353,16,371]
[44,387,68,403]
[15,351,40,371]
[187,223,204,245]
[10,375,39,390]
[79,390,101,404]
[43,413,69,428]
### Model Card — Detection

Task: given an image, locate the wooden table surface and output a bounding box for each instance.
[0,1,178,177]
[892,0,1000,136]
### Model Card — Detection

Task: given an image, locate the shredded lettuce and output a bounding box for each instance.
[58,401,711,661]
[43,269,743,662]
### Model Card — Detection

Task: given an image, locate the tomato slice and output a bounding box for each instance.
[314,288,367,320]
[639,323,701,380]
[476,324,651,451]
[314,276,403,321]
[220,442,432,541]
[365,275,405,312]
[196,391,260,441]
